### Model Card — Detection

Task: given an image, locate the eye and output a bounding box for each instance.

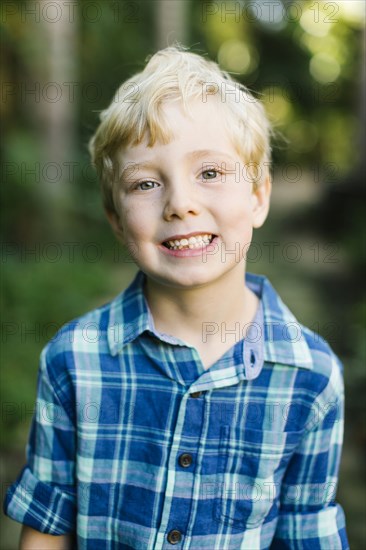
[136,180,160,191]
[201,169,220,180]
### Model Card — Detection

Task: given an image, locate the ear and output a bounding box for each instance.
[251,174,272,229]
[105,208,125,243]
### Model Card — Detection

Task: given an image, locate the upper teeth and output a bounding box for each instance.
[165,234,213,250]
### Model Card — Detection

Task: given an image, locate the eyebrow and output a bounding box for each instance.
[120,149,238,179]
[186,149,238,162]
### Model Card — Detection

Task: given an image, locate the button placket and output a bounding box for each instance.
[189,391,203,398]
[167,529,182,544]
[178,453,192,468]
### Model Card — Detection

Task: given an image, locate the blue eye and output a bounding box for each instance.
[136,181,159,191]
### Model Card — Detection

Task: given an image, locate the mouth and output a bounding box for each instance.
[162,233,216,250]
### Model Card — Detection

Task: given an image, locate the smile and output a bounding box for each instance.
[163,234,215,250]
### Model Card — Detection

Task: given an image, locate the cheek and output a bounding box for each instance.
[216,184,252,208]
[120,207,152,240]
[217,197,253,227]
[219,205,254,244]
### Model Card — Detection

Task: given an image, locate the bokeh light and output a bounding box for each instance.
[260,87,294,125]
[250,0,287,31]
[339,1,366,28]
[310,52,341,83]
[300,6,334,37]
[218,39,259,75]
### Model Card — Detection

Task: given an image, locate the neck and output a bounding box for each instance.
[144,268,259,344]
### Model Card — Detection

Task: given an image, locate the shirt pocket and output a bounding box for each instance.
[213,426,302,529]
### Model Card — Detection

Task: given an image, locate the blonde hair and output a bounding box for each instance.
[89,44,273,214]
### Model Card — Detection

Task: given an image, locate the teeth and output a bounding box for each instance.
[164,234,214,250]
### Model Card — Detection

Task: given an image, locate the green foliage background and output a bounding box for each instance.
[1,1,365,547]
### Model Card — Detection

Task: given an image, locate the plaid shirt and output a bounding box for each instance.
[4,271,349,549]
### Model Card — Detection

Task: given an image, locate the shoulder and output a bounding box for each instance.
[301,323,343,373]
[274,308,344,406]
[264,284,344,428]
[252,271,344,396]
[40,288,126,380]
[40,270,145,376]
[299,323,344,394]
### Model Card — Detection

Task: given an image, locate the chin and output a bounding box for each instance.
[148,266,228,290]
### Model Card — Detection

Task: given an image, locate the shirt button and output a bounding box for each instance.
[178,453,192,467]
[190,391,202,398]
[167,529,182,544]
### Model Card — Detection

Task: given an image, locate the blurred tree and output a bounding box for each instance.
[154,0,190,49]
[39,0,79,194]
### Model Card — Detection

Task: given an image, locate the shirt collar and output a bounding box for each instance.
[107,270,313,370]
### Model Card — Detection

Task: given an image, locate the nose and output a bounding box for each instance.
[163,182,201,221]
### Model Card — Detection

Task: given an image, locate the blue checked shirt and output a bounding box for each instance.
[4,271,349,549]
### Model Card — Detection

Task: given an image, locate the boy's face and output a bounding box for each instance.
[108,98,271,290]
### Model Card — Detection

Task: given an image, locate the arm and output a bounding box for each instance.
[19,525,73,550]
[4,344,77,535]
[271,360,349,549]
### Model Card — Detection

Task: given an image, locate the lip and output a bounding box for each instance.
[161,231,216,242]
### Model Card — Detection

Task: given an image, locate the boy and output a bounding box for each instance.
[4,46,349,549]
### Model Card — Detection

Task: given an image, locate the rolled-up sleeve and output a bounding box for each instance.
[271,359,349,549]
[3,344,76,534]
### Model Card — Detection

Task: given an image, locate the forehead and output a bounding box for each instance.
[118,98,239,165]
